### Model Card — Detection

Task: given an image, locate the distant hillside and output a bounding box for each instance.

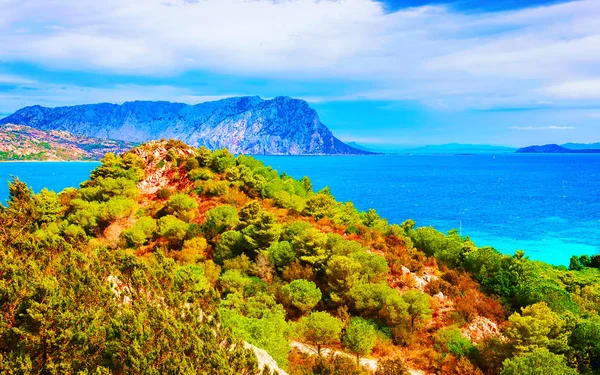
[402,143,516,154]
[0,124,135,161]
[517,144,600,153]
[345,141,377,153]
[0,97,371,155]
[562,142,600,150]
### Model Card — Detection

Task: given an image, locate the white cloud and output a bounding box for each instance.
[0,83,240,114]
[541,79,600,99]
[0,0,599,109]
[0,74,36,84]
[508,126,576,131]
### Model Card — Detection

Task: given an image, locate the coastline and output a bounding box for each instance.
[0,160,100,163]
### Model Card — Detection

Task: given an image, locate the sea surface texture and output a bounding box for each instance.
[1,154,599,265]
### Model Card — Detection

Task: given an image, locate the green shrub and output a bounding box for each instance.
[203,206,239,239]
[185,157,200,171]
[188,168,215,181]
[165,193,198,222]
[280,279,322,314]
[156,188,172,199]
[159,215,189,247]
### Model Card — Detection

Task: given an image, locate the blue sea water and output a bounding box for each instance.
[1,154,599,266]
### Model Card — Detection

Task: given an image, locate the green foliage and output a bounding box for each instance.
[188,168,215,181]
[90,152,145,182]
[33,188,62,223]
[569,254,592,271]
[204,205,239,239]
[4,141,599,375]
[99,196,138,224]
[198,180,230,196]
[411,226,475,268]
[221,293,291,369]
[303,191,338,220]
[434,326,475,357]
[210,149,237,173]
[224,254,252,273]
[185,156,200,171]
[500,349,578,375]
[241,209,282,254]
[351,252,388,283]
[401,290,432,332]
[122,216,157,247]
[0,220,258,375]
[287,226,328,266]
[268,241,296,270]
[569,317,600,373]
[165,193,198,222]
[214,230,246,265]
[220,269,253,295]
[79,176,140,202]
[180,237,208,264]
[297,311,343,355]
[342,317,378,363]
[348,282,398,317]
[159,215,190,247]
[156,187,172,199]
[281,279,322,315]
[326,255,363,295]
[504,302,567,354]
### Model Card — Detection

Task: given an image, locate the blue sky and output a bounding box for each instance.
[0,0,599,147]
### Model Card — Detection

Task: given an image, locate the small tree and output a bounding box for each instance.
[203,206,239,239]
[159,215,189,247]
[342,317,377,364]
[165,193,198,222]
[281,279,322,315]
[401,290,432,332]
[297,311,342,355]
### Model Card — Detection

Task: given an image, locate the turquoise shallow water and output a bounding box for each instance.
[1,154,599,266]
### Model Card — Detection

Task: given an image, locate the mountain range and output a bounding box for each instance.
[0,96,371,155]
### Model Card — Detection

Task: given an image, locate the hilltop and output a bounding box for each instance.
[0,123,136,161]
[1,140,598,375]
[0,97,372,155]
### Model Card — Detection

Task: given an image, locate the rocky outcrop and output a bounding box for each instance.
[462,316,502,343]
[245,343,289,375]
[0,97,373,155]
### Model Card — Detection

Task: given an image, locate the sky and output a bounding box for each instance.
[0,0,599,147]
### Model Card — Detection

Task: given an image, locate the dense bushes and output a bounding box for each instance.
[3,141,598,375]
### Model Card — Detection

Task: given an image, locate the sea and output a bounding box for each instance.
[1,154,599,266]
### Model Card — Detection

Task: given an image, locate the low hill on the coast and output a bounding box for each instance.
[0,123,136,161]
[517,144,600,153]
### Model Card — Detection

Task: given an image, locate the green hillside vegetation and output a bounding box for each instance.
[1,140,599,375]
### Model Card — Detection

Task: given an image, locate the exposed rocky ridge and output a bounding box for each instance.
[0,97,373,155]
[0,124,136,160]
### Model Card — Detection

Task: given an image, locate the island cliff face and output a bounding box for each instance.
[0,96,371,155]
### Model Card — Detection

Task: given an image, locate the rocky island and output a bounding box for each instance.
[0,96,373,156]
